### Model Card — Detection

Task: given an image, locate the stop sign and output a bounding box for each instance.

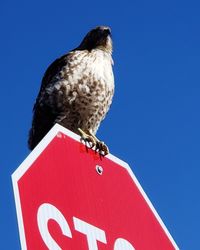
[12,124,178,250]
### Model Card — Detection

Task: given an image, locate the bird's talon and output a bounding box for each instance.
[80,136,95,149]
[86,138,95,148]
[78,128,96,149]
[95,141,109,156]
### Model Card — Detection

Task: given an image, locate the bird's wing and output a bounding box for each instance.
[39,54,69,94]
[32,52,71,111]
[29,52,72,149]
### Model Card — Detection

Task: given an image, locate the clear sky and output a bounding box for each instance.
[1,0,200,249]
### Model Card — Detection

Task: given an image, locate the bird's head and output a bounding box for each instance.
[78,26,112,53]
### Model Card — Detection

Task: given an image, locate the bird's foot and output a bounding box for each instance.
[78,128,109,156]
[95,140,109,156]
[78,128,96,149]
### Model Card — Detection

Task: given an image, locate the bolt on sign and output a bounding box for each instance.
[12,124,179,250]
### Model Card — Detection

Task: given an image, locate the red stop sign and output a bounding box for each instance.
[12,124,178,250]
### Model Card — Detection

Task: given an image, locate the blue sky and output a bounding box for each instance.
[1,0,200,249]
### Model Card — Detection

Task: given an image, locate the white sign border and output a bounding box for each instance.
[12,123,179,250]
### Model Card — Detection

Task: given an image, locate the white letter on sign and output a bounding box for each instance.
[73,217,107,250]
[37,203,72,250]
[114,238,135,250]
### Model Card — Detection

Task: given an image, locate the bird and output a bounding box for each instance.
[28,26,114,155]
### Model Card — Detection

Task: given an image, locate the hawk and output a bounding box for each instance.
[28,26,114,155]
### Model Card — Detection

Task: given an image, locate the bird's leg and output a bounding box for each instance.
[78,128,109,156]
